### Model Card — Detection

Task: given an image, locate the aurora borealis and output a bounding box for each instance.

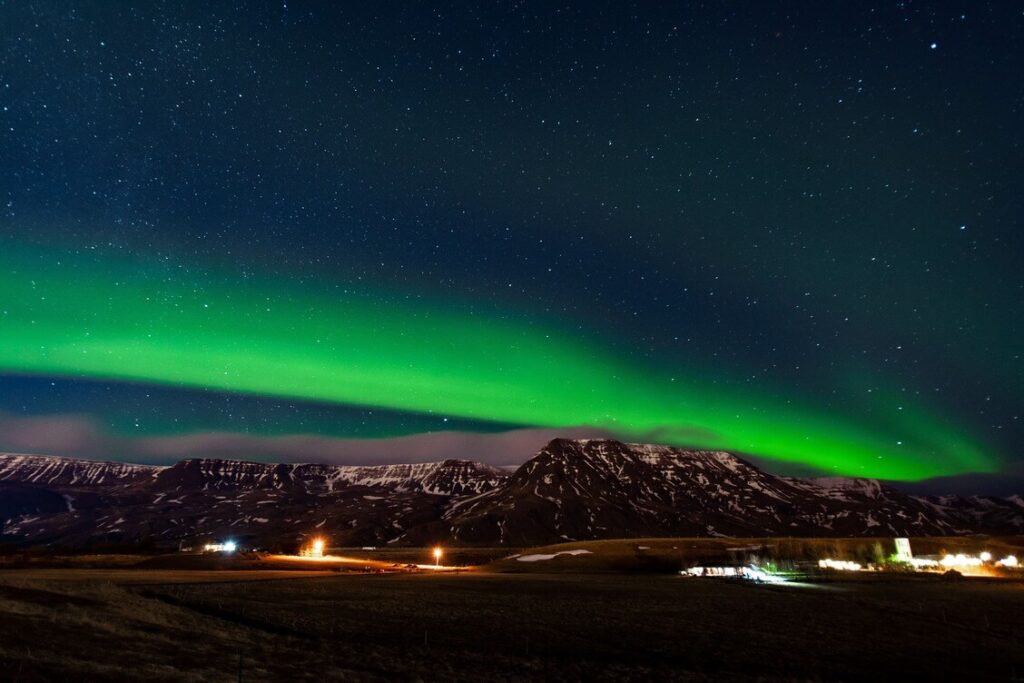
[1,3,1020,481]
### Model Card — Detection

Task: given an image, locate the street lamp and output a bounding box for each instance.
[433,546,443,568]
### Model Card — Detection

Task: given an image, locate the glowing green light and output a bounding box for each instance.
[0,243,996,479]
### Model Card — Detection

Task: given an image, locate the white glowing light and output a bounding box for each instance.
[686,566,738,577]
[682,565,784,583]
[203,541,236,553]
[940,553,982,568]
[908,558,938,568]
[907,552,1010,571]
[744,565,785,583]
[818,559,862,571]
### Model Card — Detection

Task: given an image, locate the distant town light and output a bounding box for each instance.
[997,555,1018,568]
[818,559,861,571]
[940,553,982,568]
[683,565,785,583]
[433,546,443,566]
[300,537,326,558]
[203,541,236,553]
[908,557,938,568]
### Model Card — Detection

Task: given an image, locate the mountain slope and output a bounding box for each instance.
[0,453,505,548]
[1,441,1020,548]
[0,453,159,487]
[417,439,975,545]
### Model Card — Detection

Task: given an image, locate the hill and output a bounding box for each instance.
[1,439,1021,548]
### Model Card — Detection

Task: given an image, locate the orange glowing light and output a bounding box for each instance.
[433,546,443,565]
[300,537,327,558]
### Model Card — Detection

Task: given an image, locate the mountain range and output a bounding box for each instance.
[1,438,1021,549]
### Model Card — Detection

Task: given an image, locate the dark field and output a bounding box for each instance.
[1,567,1024,682]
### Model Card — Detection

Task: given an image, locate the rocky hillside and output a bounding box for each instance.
[1,441,1021,549]
[146,458,505,496]
[0,453,505,549]
[416,439,1022,545]
[0,453,158,487]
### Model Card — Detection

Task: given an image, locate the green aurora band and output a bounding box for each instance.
[0,244,996,480]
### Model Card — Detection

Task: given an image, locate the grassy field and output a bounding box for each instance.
[537,536,1024,573]
[329,545,518,567]
[1,537,1023,681]
[0,570,1022,680]
[341,536,1024,574]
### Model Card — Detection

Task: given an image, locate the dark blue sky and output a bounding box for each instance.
[0,2,1020,477]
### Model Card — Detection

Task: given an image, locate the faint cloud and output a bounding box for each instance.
[0,412,613,466]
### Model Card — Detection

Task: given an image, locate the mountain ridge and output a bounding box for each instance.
[1,440,1021,548]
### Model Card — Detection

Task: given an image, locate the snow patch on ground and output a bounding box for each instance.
[516,549,592,562]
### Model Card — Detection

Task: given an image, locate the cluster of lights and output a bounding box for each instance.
[686,566,741,578]
[908,558,938,568]
[203,541,237,553]
[940,553,982,568]
[684,565,785,583]
[918,552,1018,570]
[818,559,862,571]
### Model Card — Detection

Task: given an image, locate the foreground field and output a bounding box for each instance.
[1,566,1023,681]
[339,536,1024,574]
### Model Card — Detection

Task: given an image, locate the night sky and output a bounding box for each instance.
[1,2,1021,481]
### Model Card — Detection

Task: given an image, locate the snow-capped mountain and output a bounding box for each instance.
[411,438,1002,545]
[0,453,159,487]
[1,440,1020,549]
[148,458,505,496]
[0,453,506,548]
